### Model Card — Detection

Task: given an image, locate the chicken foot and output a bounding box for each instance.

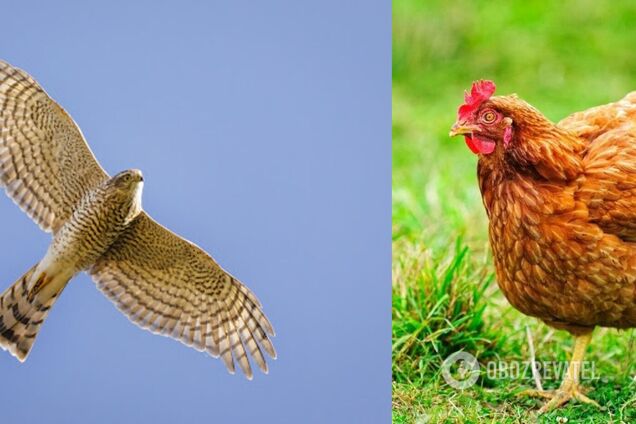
[517,332,599,413]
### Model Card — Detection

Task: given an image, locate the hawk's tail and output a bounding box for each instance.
[0,265,63,361]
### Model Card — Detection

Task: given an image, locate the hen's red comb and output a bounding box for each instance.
[458,80,496,121]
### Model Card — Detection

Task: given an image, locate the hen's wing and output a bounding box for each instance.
[570,92,636,241]
[558,92,636,141]
[0,60,108,232]
[88,212,276,379]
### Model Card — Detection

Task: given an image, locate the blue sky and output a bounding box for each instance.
[0,1,390,423]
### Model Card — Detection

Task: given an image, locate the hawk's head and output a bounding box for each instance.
[112,169,144,189]
[108,169,144,222]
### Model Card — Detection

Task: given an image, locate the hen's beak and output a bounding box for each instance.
[449,123,480,137]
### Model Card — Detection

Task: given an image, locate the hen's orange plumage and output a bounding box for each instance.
[450,81,636,412]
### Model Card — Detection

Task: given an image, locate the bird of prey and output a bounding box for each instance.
[0,60,275,378]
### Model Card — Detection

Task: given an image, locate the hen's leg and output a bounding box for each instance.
[518,332,599,413]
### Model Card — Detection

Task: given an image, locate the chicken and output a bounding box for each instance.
[449,80,636,412]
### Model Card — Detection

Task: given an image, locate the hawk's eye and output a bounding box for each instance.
[481,110,497,124]
[122,175,131,182]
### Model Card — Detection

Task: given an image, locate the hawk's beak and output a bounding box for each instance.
[449,123,481,137]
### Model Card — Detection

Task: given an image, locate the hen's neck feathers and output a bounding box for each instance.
[477,100,587,216]
[479,98,587,184]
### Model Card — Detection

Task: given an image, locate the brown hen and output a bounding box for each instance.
[450,81,636,412]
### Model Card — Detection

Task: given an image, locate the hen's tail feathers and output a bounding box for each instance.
[0,265,63,361]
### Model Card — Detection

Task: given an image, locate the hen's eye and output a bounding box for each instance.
[482,110,497,124]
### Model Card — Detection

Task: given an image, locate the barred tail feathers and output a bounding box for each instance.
[0,265,63,361]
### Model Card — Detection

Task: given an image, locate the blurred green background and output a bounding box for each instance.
[392,1,636,422]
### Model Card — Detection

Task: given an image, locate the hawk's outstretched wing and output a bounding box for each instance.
[88,212,276,378]
[0,60,108,233]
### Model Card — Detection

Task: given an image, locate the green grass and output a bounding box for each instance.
[392,0,636,422]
